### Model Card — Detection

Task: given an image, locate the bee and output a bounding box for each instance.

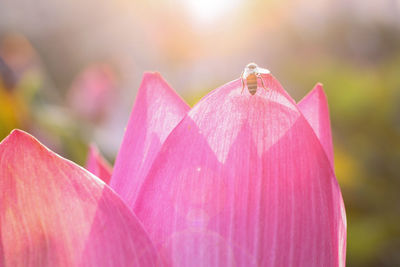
[241,63,270,95]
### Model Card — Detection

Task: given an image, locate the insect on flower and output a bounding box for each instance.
[241,63,270,95]
[0,72,346,267]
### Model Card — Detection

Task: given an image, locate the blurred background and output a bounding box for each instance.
[0,0,399,266]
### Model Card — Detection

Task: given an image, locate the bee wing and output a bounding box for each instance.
[256,67,270,74]
[242,68,252,78]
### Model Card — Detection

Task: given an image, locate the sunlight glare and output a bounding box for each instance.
[183,0,242,24]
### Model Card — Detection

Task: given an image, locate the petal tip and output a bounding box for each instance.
[1,129,33,146]
[137,71,189,109]
[298,82,334,167]
[313,82,326,96]
[142,71,162,81]
[299,82,327,104]
[9,128,27,137]
[139,71,167,94]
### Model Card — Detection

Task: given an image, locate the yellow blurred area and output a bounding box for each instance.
[334,145,362,188]
[0,85,21,137]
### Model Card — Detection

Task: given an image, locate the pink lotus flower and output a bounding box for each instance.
[0,70,346,266]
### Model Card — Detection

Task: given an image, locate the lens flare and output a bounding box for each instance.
[183,0,242,24]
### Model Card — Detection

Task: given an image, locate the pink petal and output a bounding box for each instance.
[85,143,113,184]
[0,130,160,266]
[133,75,346,266]
[110,72,190,206]
[298,83,334,167]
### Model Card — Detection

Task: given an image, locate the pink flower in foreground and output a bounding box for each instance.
[0,130,160,266]
[0,70,346,266]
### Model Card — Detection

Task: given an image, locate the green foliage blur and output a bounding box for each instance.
[1,1,400,266]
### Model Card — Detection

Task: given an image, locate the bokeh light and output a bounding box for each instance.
[182,0,242,24]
